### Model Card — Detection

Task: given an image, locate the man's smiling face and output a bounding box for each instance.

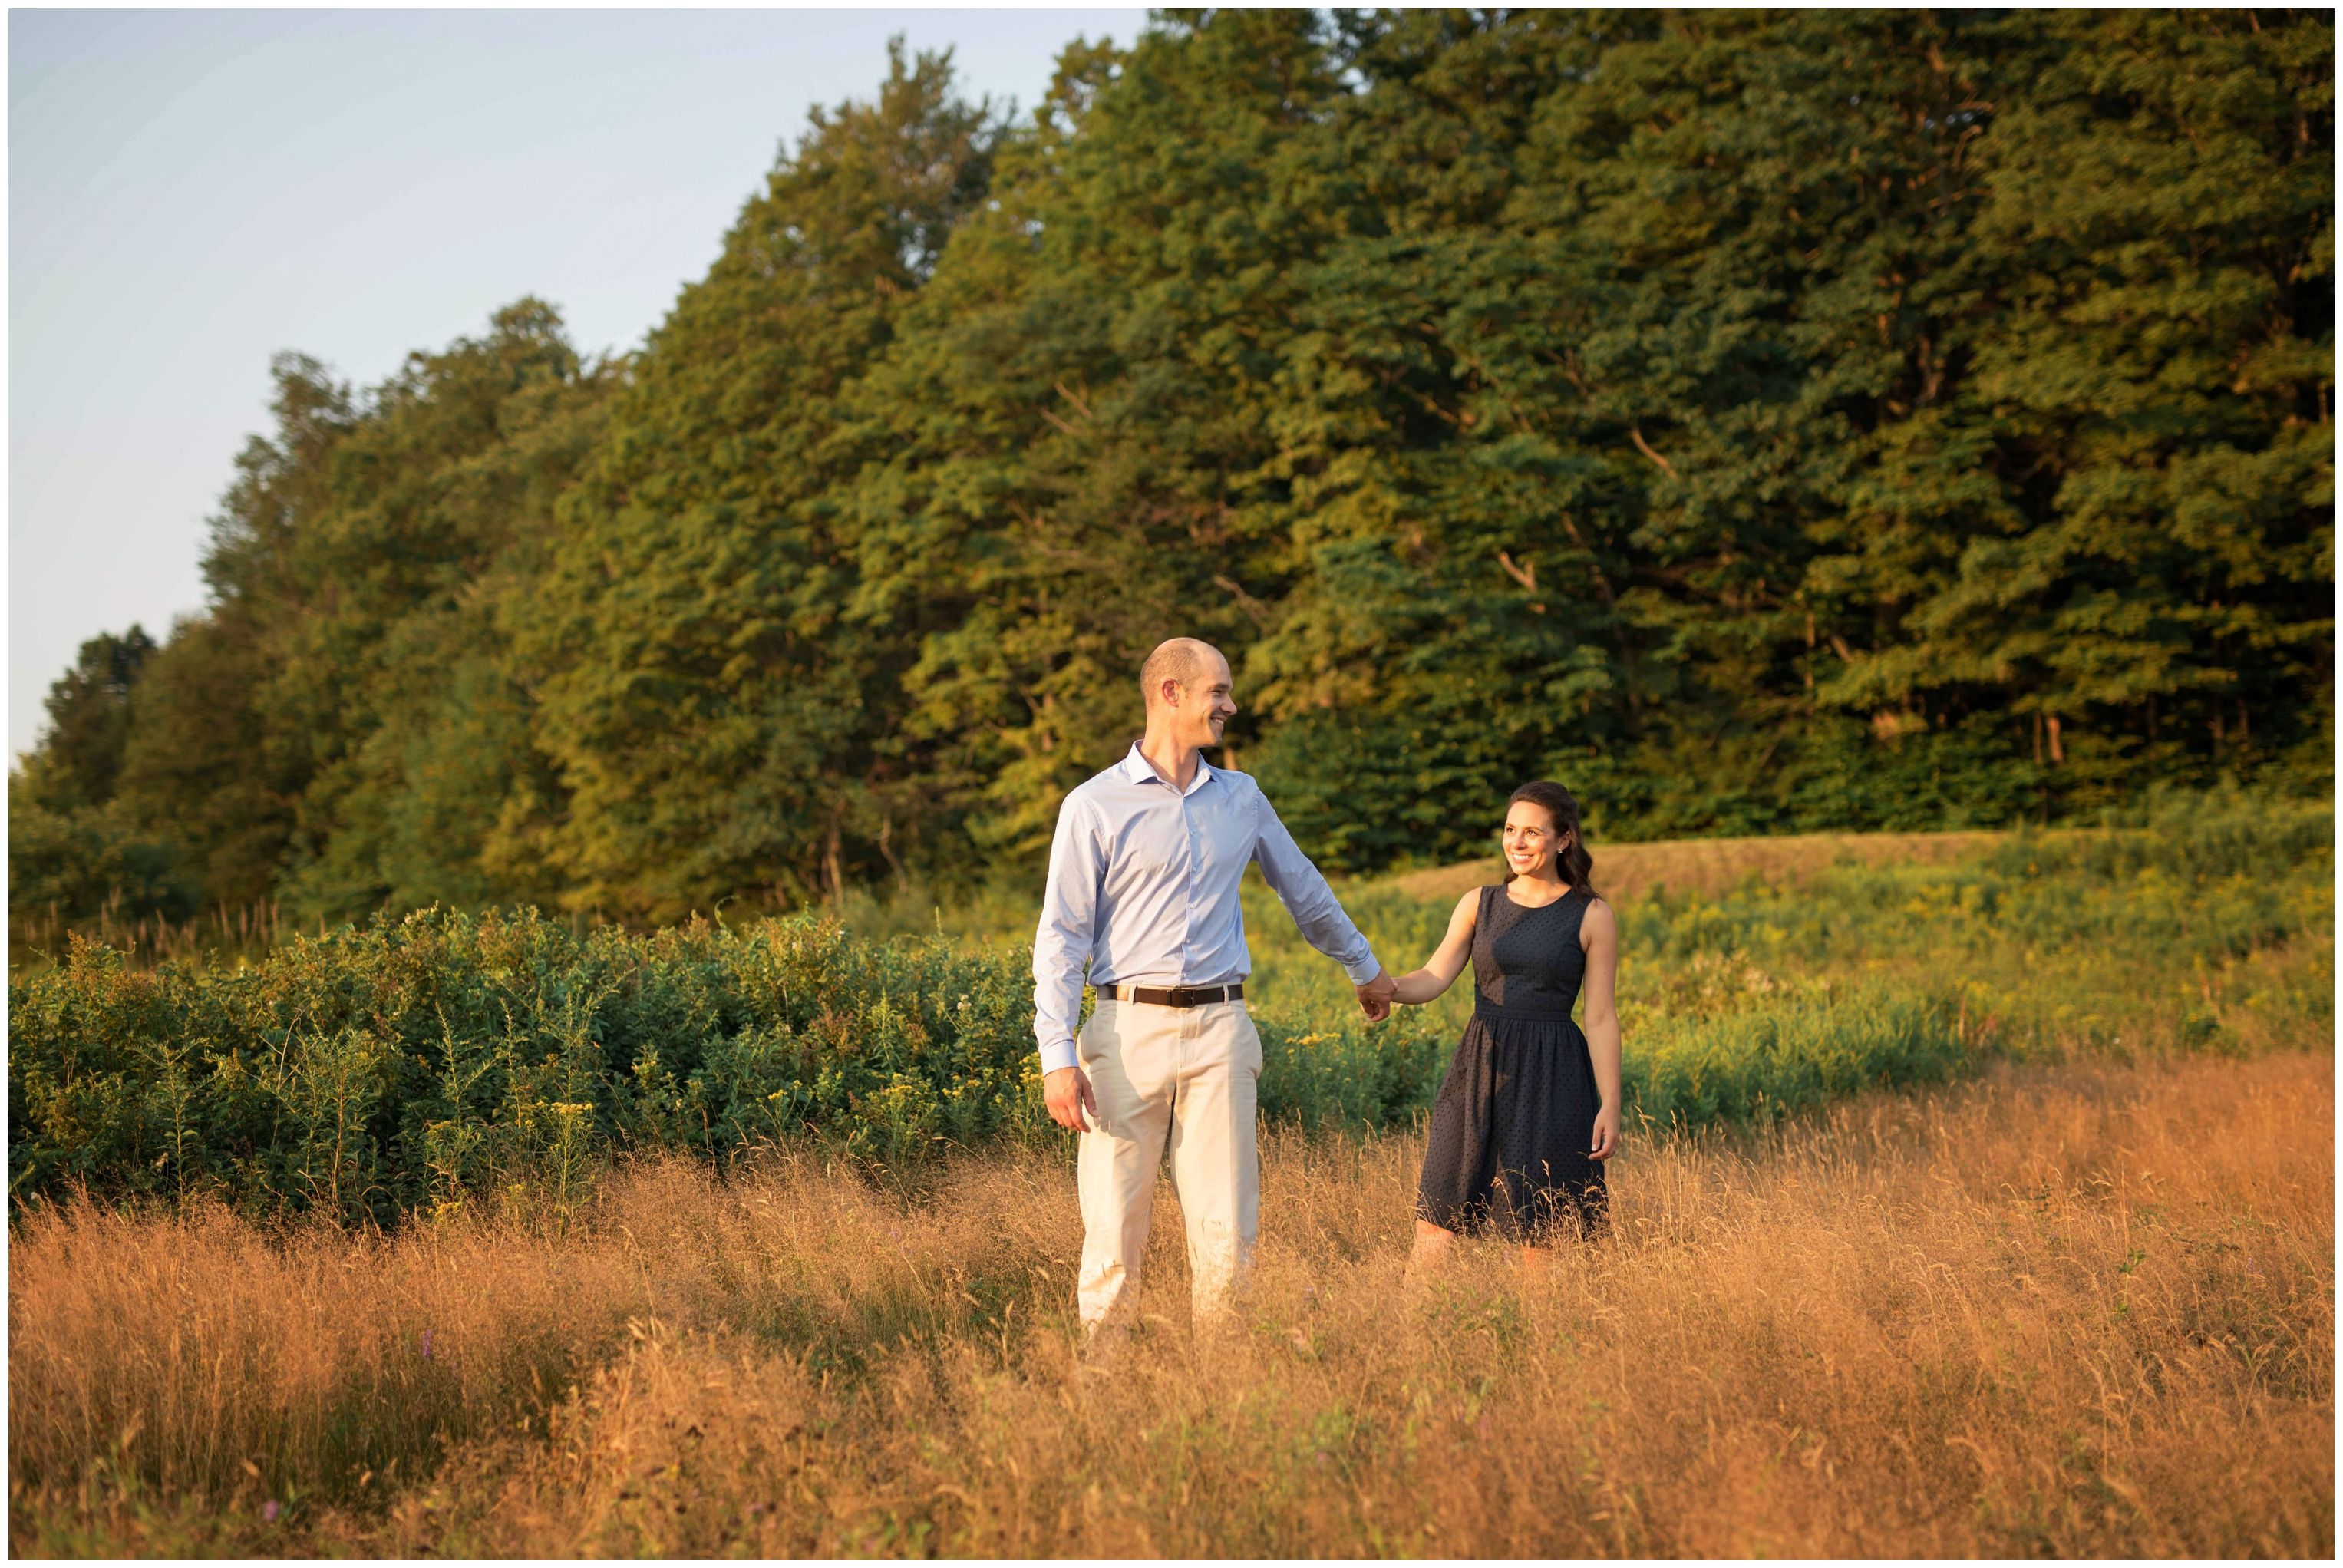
[1178,649,1238,751]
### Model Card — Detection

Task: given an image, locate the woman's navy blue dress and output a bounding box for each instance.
[1415,883,1610,1241]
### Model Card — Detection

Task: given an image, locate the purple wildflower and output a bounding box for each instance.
[420,1330,433,1361]
[263,1500,281,1523]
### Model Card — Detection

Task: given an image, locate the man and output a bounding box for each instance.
[1035,637,1400,1338]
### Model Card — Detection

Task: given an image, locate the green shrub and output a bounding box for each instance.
[9,911,1049,1222]
[11,793,2329,1223]
[1626,989,1970,1131]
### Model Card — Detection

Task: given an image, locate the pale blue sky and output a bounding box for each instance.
[9,6,1150,757]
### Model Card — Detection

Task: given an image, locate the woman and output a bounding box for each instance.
[1391,780,1622,1266]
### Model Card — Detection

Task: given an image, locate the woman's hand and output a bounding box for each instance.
[1387,890,1480,1009]
[1579,900,1624,1164]
[1589,1102,1621,1161]
[1386,969,1437,1006]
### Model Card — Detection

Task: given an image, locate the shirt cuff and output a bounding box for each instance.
[1342,949,1383,986]
[1038,1037,1081,1076]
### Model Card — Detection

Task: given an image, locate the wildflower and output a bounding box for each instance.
[420,1329,433,1361]
[263,1500,281,1523]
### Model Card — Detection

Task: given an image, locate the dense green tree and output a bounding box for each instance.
[14,10,2331,923]
[268,301,614,918]
[7,774,190,926]
[112,616,292,906]
[10,623,187,926]
[1239,12,1637,863]
[21,626,157,814]
[1822,9,2334,805]
[108,355,358,906]
[845,12,1381,863]
[518,41,1002,917]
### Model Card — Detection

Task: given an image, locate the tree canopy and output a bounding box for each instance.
[15,12,2331,926]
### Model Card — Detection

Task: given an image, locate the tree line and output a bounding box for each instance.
[12,9,2331,929]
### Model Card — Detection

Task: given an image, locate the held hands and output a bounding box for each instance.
[1042,1065,1097,1132]
[1355,969,1398,1022]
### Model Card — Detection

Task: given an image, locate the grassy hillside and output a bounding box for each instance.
[9,791,2330,1224]
[11,1048,2330,1555]
[9,790,2331,1554]
[1388,828,2007,905]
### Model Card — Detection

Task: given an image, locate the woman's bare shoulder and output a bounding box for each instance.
[1577,893,1617,937]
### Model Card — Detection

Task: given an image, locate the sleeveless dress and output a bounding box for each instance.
[1415,883,1610,1241]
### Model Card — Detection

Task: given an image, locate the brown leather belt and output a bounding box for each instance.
[1104,983,1244,1008]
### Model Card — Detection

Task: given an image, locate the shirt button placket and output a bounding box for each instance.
[1195,797,1210,1047]
[1182,795,1198,960]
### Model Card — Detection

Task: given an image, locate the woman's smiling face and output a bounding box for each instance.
[1502,800,1565,879]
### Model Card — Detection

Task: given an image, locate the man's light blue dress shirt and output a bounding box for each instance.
[1031,741,1381,1074]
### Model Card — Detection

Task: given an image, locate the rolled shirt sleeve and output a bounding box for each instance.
[1031,792,1104,1074]
[1251,789,1381,985]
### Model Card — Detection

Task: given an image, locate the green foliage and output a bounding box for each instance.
[13,797,2325,1221]
[8,907,1053,1221]
[8,624,196,927]
[12,11,2333,920]
[1238,788,2330,1134]
[1625,991,1965,1132]
[8,772,192,927]
[110,615,297,906]
[516,41,1003,916]
[23,626,156,814]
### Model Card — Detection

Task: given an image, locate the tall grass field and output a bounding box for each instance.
[8,789,2332,1554]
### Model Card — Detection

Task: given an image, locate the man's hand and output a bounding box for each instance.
[1355,969,1398,1022]
[1043,1065,1097,1131]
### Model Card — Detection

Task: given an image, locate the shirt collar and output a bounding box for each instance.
[1120,740,1215,795]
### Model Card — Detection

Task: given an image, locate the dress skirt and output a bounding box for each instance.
[1416,1008,1609,1241]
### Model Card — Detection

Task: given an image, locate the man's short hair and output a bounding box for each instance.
[1140,638,1218,709]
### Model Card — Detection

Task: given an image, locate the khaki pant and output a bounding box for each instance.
[1075,998,1262,1330]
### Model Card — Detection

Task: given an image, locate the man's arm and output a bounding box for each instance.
[1032,791,1104,1083]
[1252,787,1390,1008]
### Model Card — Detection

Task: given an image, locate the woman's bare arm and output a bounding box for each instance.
[1390,890,1480,1005]
[1579,897,1623,1159]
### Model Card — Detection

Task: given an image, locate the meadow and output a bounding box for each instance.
[7,787,2334,1554]
[11,791,2329,1222]
[11,1051,2330,1556]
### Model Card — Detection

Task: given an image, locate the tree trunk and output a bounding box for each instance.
[876,813,909,895]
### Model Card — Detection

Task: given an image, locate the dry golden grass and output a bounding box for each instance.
[12,1048,2331,1557]
[1393,827,2008,905]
